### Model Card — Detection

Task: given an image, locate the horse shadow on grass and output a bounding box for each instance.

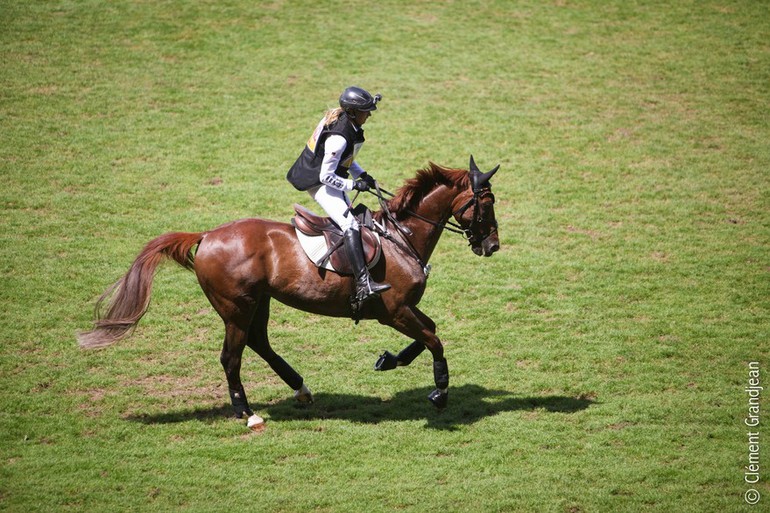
[126,384,595,431]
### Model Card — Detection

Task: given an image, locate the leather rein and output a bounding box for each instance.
[374,182,495,240]
[356,182,496,275]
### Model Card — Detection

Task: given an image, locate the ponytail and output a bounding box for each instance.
[324,107,344,126]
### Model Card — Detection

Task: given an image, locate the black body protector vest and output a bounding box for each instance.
[287,112,365,191]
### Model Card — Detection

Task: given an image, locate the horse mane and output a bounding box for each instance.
[381,163,469,220]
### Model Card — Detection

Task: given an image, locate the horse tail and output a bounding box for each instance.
[77,231,204,349]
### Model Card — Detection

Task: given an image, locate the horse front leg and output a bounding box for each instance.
[375,308,433,370]
[374,340,426,371]
[428,355,449,409]
[385,306,449,409]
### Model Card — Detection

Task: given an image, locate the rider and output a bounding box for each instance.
[287,86,391,303]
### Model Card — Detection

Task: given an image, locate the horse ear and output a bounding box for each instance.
[479,165,500,186]
[469,155,482,191]
[469,155,480,174]
[470,156,498,191]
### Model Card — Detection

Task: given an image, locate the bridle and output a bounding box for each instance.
[446,187,498,246]
[360,182,496,272]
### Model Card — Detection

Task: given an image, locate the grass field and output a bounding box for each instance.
[2,0,769,511]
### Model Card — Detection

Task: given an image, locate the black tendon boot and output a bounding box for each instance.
[343,228,390,303]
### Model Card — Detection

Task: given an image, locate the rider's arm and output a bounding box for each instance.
[319,135,354,191]
[348,161,365,179]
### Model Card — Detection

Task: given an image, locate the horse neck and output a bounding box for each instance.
[398,184,467,262]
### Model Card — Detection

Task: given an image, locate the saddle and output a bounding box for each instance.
[291,204,381,275]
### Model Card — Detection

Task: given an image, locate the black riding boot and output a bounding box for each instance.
[343,228,390,302]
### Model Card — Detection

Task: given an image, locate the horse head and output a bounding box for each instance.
[454,156,500,257]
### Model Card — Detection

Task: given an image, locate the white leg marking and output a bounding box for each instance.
[294,383,314,404]
[247,414,265,431]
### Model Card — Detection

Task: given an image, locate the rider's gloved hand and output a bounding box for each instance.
[353,179,371,192]
[359,173,377,188]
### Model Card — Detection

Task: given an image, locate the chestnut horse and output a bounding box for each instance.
[78,156,500,430]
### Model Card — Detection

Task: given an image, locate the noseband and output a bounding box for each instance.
[448,188,497,246]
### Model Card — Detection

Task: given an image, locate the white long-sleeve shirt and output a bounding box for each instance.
[319,134,366,192]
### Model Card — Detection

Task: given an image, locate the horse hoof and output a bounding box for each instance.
[427,389,448,409]
[294,384,314,404]
[247,414,266,432]
[374,351,398,371]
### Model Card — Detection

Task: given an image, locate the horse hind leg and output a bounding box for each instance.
[246,297,313,404]
[217,323,259,429]
[204,283,267,431]
[219,317,266,430]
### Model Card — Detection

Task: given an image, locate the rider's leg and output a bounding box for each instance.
[308,184,357,231]
[343,227,391,302]
[309,185,390,302]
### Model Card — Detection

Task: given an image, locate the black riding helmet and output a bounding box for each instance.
[339,86,382,113]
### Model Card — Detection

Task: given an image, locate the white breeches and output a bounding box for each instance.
[308,184,359,232]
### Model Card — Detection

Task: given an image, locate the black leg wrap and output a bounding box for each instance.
[266,355,303,391]
[375,341,426,371]
[397,340,426,365]
[374,351,398,371]
[228,386,253,418]
[433,358,449,390]
[428,358,450,409]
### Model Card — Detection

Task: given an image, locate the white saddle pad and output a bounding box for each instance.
[294,228,381,273]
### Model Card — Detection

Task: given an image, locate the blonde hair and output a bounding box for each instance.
[323,107,345,126]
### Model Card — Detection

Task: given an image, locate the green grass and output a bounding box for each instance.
[2,0,769,511]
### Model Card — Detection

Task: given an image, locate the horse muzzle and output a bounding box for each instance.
[472,234,500,257]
